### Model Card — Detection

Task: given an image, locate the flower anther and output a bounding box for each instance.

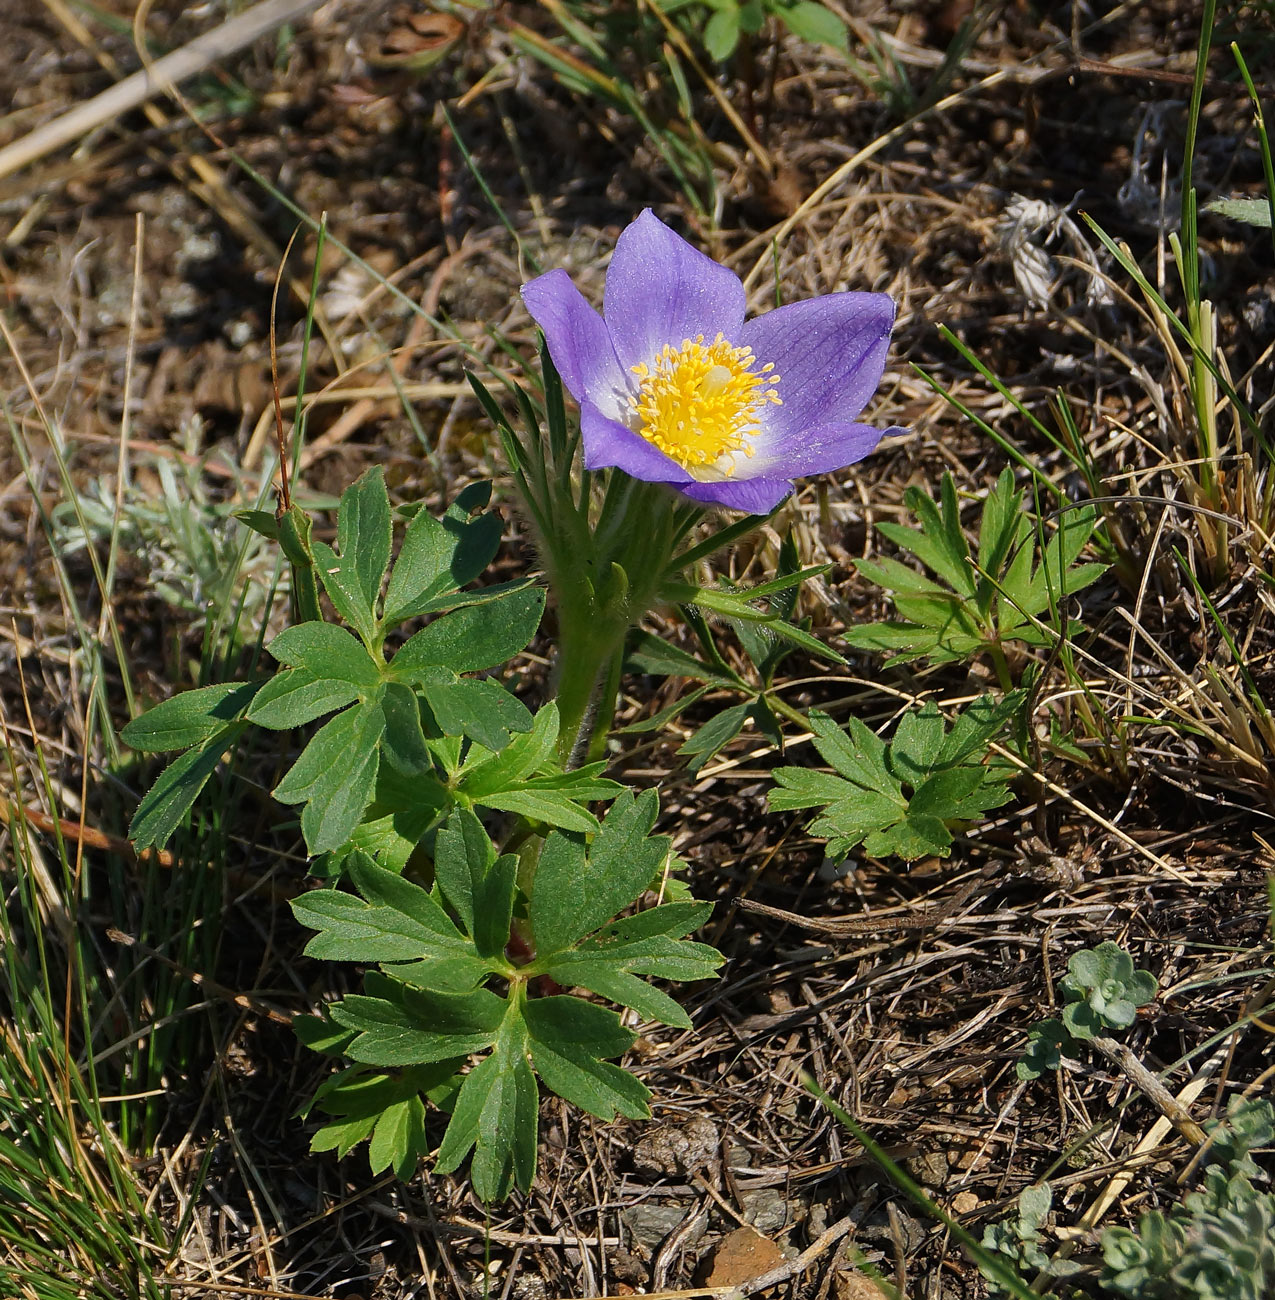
[629,334,780,475]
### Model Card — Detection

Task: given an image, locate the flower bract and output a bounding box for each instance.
[521,208,902,512]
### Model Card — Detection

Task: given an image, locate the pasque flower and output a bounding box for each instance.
[522,209,901,513]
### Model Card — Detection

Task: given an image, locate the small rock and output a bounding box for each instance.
[622,1203,705,1253]
[632,1116,719,1178]
[951,1191,980,1215]
[904,1150,949,1187]
[740,1188,789,1235]
[701,1227,785,1288]
[835,1271,885,1300]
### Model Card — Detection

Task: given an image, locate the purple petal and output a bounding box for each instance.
[522,270,628,422]
[739,293,895,442]
[750,420,902,478]
[581,401,694,483]
[676,476,794,513]
[603,210,746,372]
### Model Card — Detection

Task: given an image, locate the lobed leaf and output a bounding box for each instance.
[434,1008,538,1202]
[266,622,380,685]
[247,669,362,730]
[530,790,668,957]
[122,681,261,752]
[392,587,545,676]
[128,721,248,849]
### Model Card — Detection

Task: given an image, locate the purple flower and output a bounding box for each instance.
[521,209,901,513]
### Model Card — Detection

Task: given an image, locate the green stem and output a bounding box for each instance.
[987,641,1015,693]
[767,693,811,731]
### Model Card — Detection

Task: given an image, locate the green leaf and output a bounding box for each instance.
[703,5,741,59]
[850,471,1107,670]
[530,790,668,957]
[767,766,863,812]
[309,1110,377,1158]
[339,465,393,617]
[367,1095,428,1178]
[909,766,1010,821]
[270,698,369,804]
[887,704,947,786]
[1205,195,1274,227]
[677,701,750,772]
[595,901,713,943]
[392,587,545,675]
[246,669,362,730]
[478,786,600,833]
[313,539,376,646]
[128,722,247,849]
[345,762,448,873]
[305,469,393,645]
[524,997,650,1120]
[425,678,533,753]
[1016,1018,1072,1080]
[777,1,848,51]
[625,629,736,688]
[292,850,473,966]
[459,703,561,796]
[294,1012,357,1057]
[265,622,380,685]
[807,711,897,796]
[433,810,518,959]
[273,700,385,854]
[331,984,505,1067]
[122,681,261,752]
[434,1006,538,1201]
[881,477,973,596]
[236,508,280,540]
[379,682,432,775]
[769,697,1016,862]
[383,500,503,626]
[547,933,721,1028]
[460,756,621,833]
[861,814,951,860]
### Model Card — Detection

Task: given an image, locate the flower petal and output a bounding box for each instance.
[739,293,895,442]
[677,476,793,513]
[521,269,629,422]
[581,402,694,483]
[603,209,746,371]
[749,420,903,478]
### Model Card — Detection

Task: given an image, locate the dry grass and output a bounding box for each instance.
[2,0,1274,1296]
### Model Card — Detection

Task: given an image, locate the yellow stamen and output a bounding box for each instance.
[627,333,781,474]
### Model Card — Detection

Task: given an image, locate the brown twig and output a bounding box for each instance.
[737,865,998,936]
[0,0,327,181]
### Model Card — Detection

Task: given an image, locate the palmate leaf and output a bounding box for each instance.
[312,468,393,648]
[293,784,723,1200]
[382,483,503,627]
[304,1062,461,1177]
[454,704,622,831]
[121,680,262,751]
[845,468,1108,668]
[434,1002,538,1203]
[529,790,670,955]
[768,697,1019,861]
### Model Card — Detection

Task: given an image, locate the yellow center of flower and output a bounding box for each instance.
[628,333,781,474]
